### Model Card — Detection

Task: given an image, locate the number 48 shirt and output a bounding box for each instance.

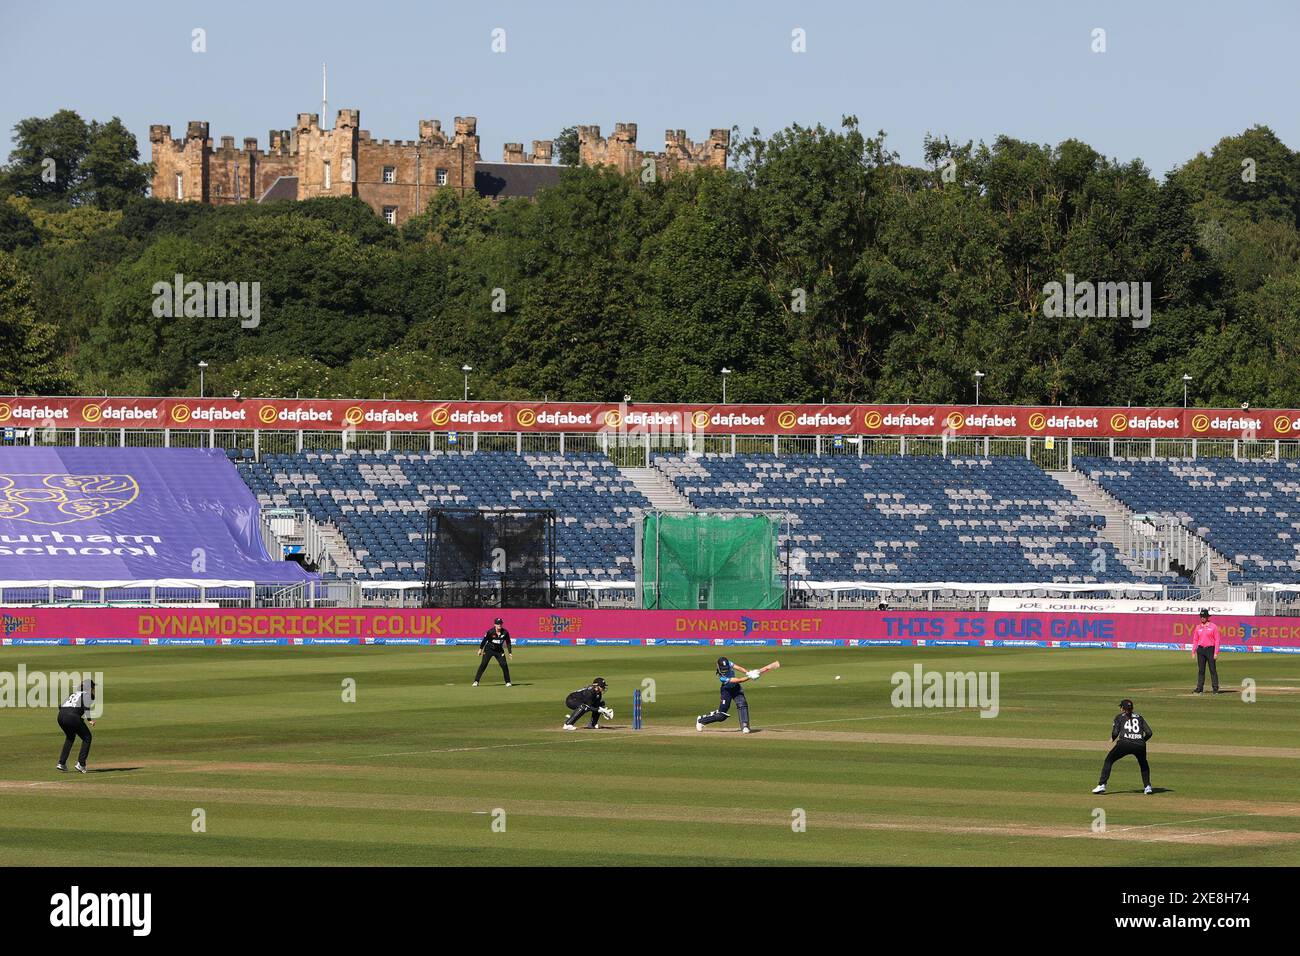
[1112,712,1153,747]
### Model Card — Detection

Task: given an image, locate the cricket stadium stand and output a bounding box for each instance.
[235,448,1185,589]
[1077,456,1300,585]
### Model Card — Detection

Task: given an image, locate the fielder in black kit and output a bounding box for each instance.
[562,677,612,730]
[473,617,512,686]
[56,679,96,773]
[1092,699,1154,795]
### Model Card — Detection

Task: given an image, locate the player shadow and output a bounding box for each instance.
[87,767,142,773]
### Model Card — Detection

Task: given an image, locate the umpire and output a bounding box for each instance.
[473,617,512,686]
[1092,698,1153,795]
[1191,607,1222,694]
[56,678,96,773]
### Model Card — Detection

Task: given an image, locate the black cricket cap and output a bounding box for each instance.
[494,617,503,625]
[1119,698,1134,711]
[1199,608,1210,617]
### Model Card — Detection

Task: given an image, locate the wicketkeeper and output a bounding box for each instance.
[563,677,612,730]
[697,657,758,734]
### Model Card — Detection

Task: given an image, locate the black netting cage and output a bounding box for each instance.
[422,508,556,608]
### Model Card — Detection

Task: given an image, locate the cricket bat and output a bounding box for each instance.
[754,661,780,675]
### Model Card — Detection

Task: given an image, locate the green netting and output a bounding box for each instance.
[640,512,783,609]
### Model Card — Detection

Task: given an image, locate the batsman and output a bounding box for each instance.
[696,657,778,734]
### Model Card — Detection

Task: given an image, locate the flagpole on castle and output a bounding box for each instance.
[322,63,328,122]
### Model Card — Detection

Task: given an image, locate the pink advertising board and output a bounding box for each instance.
[1,607,1298,651]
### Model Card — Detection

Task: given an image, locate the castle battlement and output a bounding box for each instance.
[150,108,726,221]
[576,121,728,178]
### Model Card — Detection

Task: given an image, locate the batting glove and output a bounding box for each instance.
[599,706,614,720]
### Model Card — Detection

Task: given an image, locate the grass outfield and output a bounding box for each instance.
[1,645,1299,866]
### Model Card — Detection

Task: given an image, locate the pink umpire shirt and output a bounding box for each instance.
[1192,621,1221,655]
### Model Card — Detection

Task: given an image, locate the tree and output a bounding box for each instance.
[0,200,39,252]
[79,117,152,209]
[555,127,580,166]
[0,111,150,209]
[0,250,72,393]
[0,110,91,204]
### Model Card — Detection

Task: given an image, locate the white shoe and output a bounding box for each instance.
[75,764,87,774]
[695,717,704,732]
[562,723,576,731]
[55,764,67,772]
[1144,785,1153,794]
[505,682,512,687]
[742,726,752,734]
[1091,784,1106,794]
[472,681,478,687]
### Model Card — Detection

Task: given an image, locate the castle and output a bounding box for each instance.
[149,110,729,226]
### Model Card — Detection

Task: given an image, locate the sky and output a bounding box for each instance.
[0,0,1295,177]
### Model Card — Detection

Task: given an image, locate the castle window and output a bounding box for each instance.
[175,172,184,200]
[435,168,448,186]
[383,166,396,184]
[323,160,332,190]
[383,206,397,225]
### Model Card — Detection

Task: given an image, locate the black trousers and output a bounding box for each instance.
[564,694,601,727]
[57,711,92,766]
[1098,740,1150,787]
[1195,646,1220,692]
[474,649,510,683]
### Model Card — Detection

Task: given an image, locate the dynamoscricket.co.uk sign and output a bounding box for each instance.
[0,398,1292,439]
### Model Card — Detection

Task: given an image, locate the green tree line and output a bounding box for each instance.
[2,110,1298,406]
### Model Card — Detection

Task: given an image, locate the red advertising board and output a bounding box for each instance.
[0,397,1293,438]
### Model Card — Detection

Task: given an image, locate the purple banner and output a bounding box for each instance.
[0,447,311,584]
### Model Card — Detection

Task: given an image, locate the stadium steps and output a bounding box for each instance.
[315,521,366,575]
[620,467,693,512]
[1052,469,1234,583]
